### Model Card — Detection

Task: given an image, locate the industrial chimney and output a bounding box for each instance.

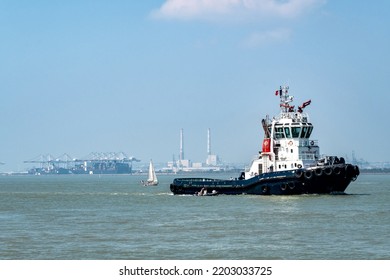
[207,128,211,156]
[180,128,184,162]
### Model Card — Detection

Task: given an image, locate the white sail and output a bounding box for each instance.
[145,160,158,186]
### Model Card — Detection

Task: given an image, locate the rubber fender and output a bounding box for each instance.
[304,170,313,180]
[315,168,323,176]
[295,169,303,178]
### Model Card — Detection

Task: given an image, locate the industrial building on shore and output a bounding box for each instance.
[19,128,225,175]
[165,128,225,172]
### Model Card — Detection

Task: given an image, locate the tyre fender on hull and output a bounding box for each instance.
[315,168,323,176]
[354,165,360,176]
[295,169,303,178]
[345,164,354,176]
[304,170,313,180]
[324,167,332,176]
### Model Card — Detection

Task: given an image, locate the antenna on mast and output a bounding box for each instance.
[276,86,294,113]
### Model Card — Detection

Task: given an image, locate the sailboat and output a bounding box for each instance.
[142,160,158,186]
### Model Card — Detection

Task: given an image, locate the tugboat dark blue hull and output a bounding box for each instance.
[170,164,359,196]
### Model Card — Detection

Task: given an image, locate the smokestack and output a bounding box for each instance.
[207,128,211,156]
[180,128,184,161]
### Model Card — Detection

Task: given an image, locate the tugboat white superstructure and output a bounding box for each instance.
[170,86,359,195]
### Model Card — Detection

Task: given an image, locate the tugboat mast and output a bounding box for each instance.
[277,85,294,114]
[277,85,311,115]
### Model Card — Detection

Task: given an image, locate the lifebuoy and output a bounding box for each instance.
[310,140,314,145]
[288,141,293,146]
[304,170,313,180]
[297,164,302,168]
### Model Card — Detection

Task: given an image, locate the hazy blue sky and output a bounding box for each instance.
[1,0,389,172]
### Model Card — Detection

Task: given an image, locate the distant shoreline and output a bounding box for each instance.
[1,168,390,176]
[359,168,390,174]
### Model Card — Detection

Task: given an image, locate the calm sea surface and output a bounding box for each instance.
[0,173,389,260]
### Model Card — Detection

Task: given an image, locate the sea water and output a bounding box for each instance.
[0,173,389,260]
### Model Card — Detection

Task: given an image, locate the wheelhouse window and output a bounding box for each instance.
[300,126,308,138]
[291,126,301,138]
[284,127,291,138]
[275,127,285,139]
[306,126,313,138]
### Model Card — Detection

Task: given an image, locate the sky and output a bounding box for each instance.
[1,0,389,172]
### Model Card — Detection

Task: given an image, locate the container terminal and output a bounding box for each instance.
[24,152,140,175]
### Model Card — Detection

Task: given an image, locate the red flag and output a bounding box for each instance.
[275,90,279,96]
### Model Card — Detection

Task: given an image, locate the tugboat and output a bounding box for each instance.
[170,86,359,195]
